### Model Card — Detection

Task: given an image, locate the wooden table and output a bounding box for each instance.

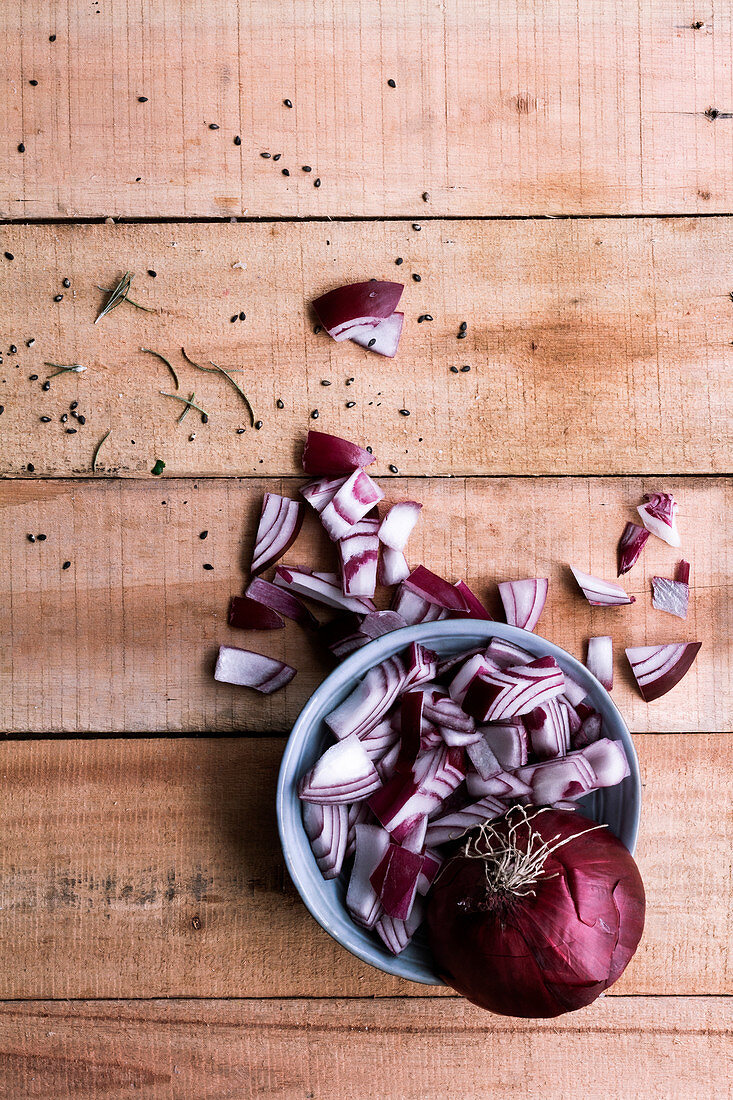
[1,3,731,1096]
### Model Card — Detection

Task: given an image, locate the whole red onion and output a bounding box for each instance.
[426,807,645,1018]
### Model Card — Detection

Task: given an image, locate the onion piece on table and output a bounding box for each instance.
[379,545,411,586]
[350,311,404,358]
[298,733,382,804]
[585,636,613,690]
[617,522,650,576]
[360,610,408,639]
[498,578,548,632]
[378,501,423,551]
[320,468,385,541]
[245,577,320,630]
[302,801,348,880]
[302,431,375,477]
[274,566,376,615]
[339,517,380,597]
[570,566,635,607]
[637,492,680,547]
[392,583,449,625]
[312,280,404,341]
[300,475,348,513]
[453,581,493,621]
[214,645,296,693]
[250,493,304,575]
[625,642,701,702]
[404,565,469,613]
[228,595,284,631]
[651,576,689,620]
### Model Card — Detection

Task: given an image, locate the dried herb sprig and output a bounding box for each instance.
[160,390,209,422]
[181,347,255,426]
[95,272,155,323]
[91,429,111,473]
[141,347,179,389]
[44,362,86,379]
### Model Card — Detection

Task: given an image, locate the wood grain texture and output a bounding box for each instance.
[1,475,729,735]
[0,997,730,1100]
[0,735,729,999]
[2,1,733,217]
[0,220,732,478]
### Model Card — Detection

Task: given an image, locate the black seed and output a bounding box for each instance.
[254,419,263,430]
[77,415,86,425]
[395,257,403,265]
[260,151,271,158]
[284,99,293,108]
[234,135,242,145]
[201,413,208,424]
[346,401,356,408]
[9,345,17,353]
[66,427,77,434]
[209,123,220,130]
[70,401,78,410]
[53,294,63,302]
[282,168,290,176]
[49,34,56,41]
[321,379,331,386]
[272,153,281,161]
[27,463,35,472]
[412,273,421,282]
[29,79,38,86]
[422,192,430,202]
[199,531,208,539]
[37,533,46,541]
[366,446,373,453]
[138,95,148,102]
[26,338,35,347]
[230,314,237,323]
[239,311,246,321]
[42,381,50,391]
[389,464,399,473]
[314,178,321,187]
[62,561,71,569]
[387,78,396,88]
[40,415,52,422]
[4,252,14,261]
[460,364,471,372]
[368,338,376,347]
[459,321,468,332]
[147,270,156,278]
[60,414,68,422]
[399,409,410,416]
[310,409,319,419]
[302,165,312,172]
[203,563,214,570]
[29,374,38,381]
[18,143,25,153]
[236,427,245,434]
[457,331,467,339]
[450,365,459,373]
[62,278,71,287]
[412,223,421,231]
[313,325,322,334]
[276,398,284,409]
[27,534,36,542]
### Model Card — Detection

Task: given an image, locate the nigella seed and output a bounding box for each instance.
[236,427,245,434]
[27,463,35,472]
[387,79,396,88]
[29,79,38,86]
[276,398,284,409]
[313,325,322,334]
[18,143,25,153]
[273,153,281,162]
[314,178,321,188]
[4,252,14,261]
[9,345,17,353]
[389,464,399,473]
[366,446,373,453]
[460,364,471,372]
[42,381,50,390]
[0,406,4,415]
[412,273,421,282]
[199,531,208,539]
[40,415,52,422]
[70,401,78,410]
[254,420,263,430]
[260,152,271,158]
[310,409,319,419]
[66,427,77,434]
[239,311,246,321]
[61,414,68,422]
[49,34,56,41]
[203,563,214,570]
[368,338,376,347]
[230,314,237,323]
[320,379,331,386]
[29,374,38,381]
[138,96,148,102]
[422,191,430,202]
[209,123,220,130]
[457,331,467,339]
[53,294,63,302]
[395,257,403,265]
[459,321,468,332]
[37,533,46,541]
[147,270,157,278]
[284,98,293,108]
[450,365,459,373]
[282,168,290,176]
[63,278,71,287]
[27,534,36,542]
[234,135,242,145]
[399,409,410,416]
[412,223,421,231]
[26,338,35,347]
[201,413,208,424]
[302,165,312,172]
[62,561,71,569]
[346,400,356,408]
[77,415,86,424]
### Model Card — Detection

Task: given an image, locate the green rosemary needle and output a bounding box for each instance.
[208,361,256,427]
[44,362,86,379]
[91,429,111,473]
[160,390,209,421]
[141,347,179,389]
[95,272,155,323]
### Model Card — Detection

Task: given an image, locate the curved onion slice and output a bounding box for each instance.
[325,656,406,740]
[484,638,533,668]
[302,801,348,880]
[302,431,375,477]
[570,566,635,606]
[345,800,374,859]
[677,560,691,585]
[448,654,492,704]
[245,577,319,630]
[637,492,680,547]
[374,896,424,955]
[625,642,701,702]
[250,493,304,575]
[519,754,597,804]
[453,581,493,620]
[617,522,650,576]
[346,823,391,928]
[403,642,439,688]
[524,698,570,759]
[652,577,688,620]
[320,468,385,541]
[300,475,348,513]
[360,610,408,639]
[392,583,449,625]
[404,565,468,612]
[462,657,565,722]
[586,636,613,690]
[378,501,423,551]
[465,770,532,799]
[378,546,411,586]
[274,566,376,615]
[298,733,382,804]
[424,795,506,848]
[498,578,548,631]
[350,311,404,358]
[417,851,443,895]
[214,645,296,694]
[339,517,380,597]
[228,595,284,630]
[313,281,404,341]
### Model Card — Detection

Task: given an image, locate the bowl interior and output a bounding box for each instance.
[277,621,641,986]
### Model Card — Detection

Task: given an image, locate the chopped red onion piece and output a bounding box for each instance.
[378,501,423,551]
[379,545,411,586]
[424,795,506,848]
[466,737,502,780]
[350,311,405,358]
[369,776,442,834]
[376,740,402,783]
[302,801,348,879]
[524,698,570,759]
[392,583,449,625]
[617,522,650,576]
[572,711,603,749]
[298,733,382,804]
[325,655,406,740]
[395,692,424,776]
[581,738,630,786]
[346,823,391,928]
[483,638,533,668]
[359,718,400,761]
[651,577,689,620]
[370,843,425,920]
[402,642,438,688]
[274,566,376,615]
[339,517,380,597]
[561,672,589,708]
[625,642,701,702]
[250,493,304,575]
[312,281,404,342]
[398,813,428,853]
[677,560,691,585]
[214,645,296,694]
[345,800,374,859]
[465,770,532,799]
[637,491,680,547]
[360,610,408,639]
[417,849,444,895]
[320,468,385,541]
[302,430,375,477]
[462,657,565,722]
[519,754,597,804]
[561,697,582,735]
[404,565,469,612]
[479,722,528,769]
[453,580,494,620]
[228,595,284,631]
[570,566,635,606]
[448,653,492,705]
[374,896,424,955]
[300,475,348,513]
[586,636,614,690]
[245,577,319,630]
[436,647,484,678]
[498,578,548,632]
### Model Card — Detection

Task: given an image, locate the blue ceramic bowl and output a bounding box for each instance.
[276,621,641,986]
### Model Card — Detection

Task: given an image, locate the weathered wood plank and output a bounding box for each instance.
[1,476,728,735]
[0,736,728,999]
[2,1,733,217]
[0,997,729,1100]
[0,220,731,477]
